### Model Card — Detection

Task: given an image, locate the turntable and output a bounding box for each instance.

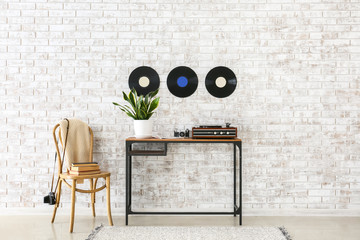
[192,124,237,139]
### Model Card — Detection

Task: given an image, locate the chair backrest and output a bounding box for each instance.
[52,122,94,174]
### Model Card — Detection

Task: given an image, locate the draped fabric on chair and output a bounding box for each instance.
[59,119,92,171]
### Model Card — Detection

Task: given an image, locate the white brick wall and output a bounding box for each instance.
[1,0,360,215]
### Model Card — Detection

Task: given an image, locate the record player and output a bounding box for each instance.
[192,123,237,139]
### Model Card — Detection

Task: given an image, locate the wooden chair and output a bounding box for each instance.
[51,123,113,233]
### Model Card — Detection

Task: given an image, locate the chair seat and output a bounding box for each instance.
[60,171,110,180]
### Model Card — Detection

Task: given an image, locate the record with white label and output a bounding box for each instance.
[167,66,198,98]
[128,66,160,96]
[205,66,237,98]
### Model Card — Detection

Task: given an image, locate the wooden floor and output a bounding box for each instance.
[0,215,359,240]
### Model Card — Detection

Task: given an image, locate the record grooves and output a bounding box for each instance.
[205,66,237,98]
[128,66,160,96]
[167,66,198,98]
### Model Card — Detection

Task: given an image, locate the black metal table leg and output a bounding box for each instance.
[239,142,242,225]
[125,142,129,225]
[233,143,236,217]
[129,143,132,215]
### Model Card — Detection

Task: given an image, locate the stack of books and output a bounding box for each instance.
[69,162,101,175]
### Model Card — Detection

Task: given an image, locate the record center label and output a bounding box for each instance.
[215,77,226,88]
[177,76,188,87]
[139,76,150,88]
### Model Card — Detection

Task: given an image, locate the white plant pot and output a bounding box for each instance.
[134,119,153,139]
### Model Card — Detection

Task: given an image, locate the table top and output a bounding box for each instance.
[126,137,242,142]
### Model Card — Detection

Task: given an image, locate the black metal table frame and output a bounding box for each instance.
[125,138,242,225]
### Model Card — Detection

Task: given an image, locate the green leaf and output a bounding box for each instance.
[144,95,149,106]
[140,109,147,119]
[131,88,138,99]
[119,106,129,113]
[146,112,153,119]
[123,105,136,116]
[128,91,136,109]
[112,102,120,106]
[125,112,136,119]
[148,97,159,113]
[139,95,143,108]
[122,91,129,101]
[119,107,136,119]
[148,89,159,99]
[133,89,141,111]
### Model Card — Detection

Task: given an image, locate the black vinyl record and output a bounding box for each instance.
[128,66,160,96]
[167,66,198,98]
[205,66,237,98]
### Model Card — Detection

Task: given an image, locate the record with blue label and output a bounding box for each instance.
[128,66,160,96]
[205,66,237,98]
[167,66,198,98]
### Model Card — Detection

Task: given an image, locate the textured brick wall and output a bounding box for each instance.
[1,0,360,215]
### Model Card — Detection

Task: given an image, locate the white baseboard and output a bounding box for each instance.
[0,207,359,217]
[0,207,124,216]
[243,209,360,217]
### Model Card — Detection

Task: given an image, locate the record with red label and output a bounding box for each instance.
[167,66,198,98]
[205,66,237,98]
[128,66,160,96]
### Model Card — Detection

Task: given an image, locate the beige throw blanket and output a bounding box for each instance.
[59,118,92,171]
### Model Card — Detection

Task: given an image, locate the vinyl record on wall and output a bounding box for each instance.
[205,66,237,98]
[167,66,198,98]
[128,66,160,96]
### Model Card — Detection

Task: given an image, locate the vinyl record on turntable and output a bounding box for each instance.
[205,66,237,98]
[167,66,198,98]
[128,66,160,96]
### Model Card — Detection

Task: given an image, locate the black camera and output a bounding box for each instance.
[174,129,190,138]
[44,192,56,205]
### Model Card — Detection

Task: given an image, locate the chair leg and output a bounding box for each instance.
[69,179,76,233]
[106,176,113,226]
[90,178,96,217]
[51,179,62,223]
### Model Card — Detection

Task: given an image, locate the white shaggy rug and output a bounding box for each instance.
[87,225,292,240]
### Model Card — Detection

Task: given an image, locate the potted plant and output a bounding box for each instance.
[113,88,160,139]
